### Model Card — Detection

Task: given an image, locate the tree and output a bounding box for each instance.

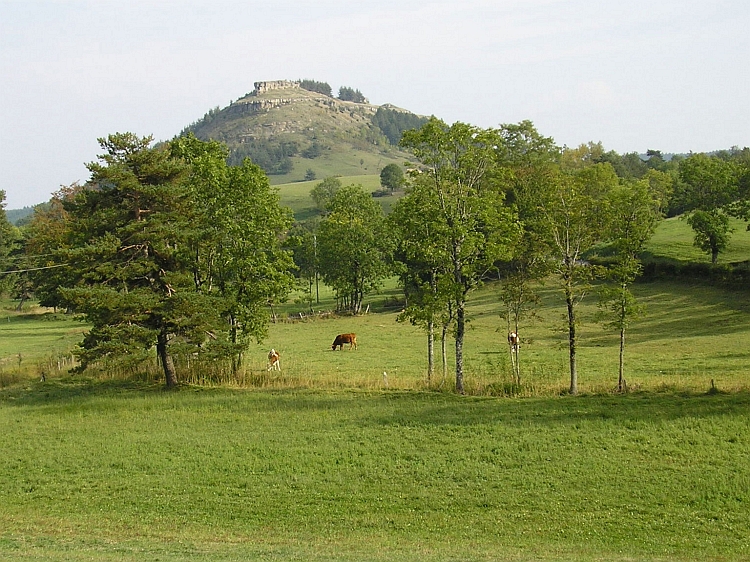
[677,153,739,263]
[23,184,85,311]
[728,149,750,226]
[686,210,732,264]
[390,183,452,382]
[317,184,392,314]
[338,86,366,103]
[598,179,661,391]
[494,120,559,385]
[380,163,404,193]
[400,118,518,393]
[371,107,429,145]
[171,134,295,373]
[310,176,342,212]
[299,79,332,97]
[284,221,320,307]
[521,157,617,394]
[304,168,317,181]
[57,133,203,386]
[0,190,20,296]
[52,133,294,387]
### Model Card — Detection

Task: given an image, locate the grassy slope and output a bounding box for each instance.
[275,174,403,221]
[644,216,750,264]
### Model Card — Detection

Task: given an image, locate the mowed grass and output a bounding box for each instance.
[1,383,749,561]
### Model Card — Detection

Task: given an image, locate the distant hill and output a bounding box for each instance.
[182,79,427,184]
[5,206,34,226]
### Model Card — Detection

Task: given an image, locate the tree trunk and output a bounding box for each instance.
[455,301,465,394]
[157,330,178,388]
[441,324,448,384]
[427,320,434,383]
[566,289,578,395]
[230,314,240,375]
[618,325,625,393]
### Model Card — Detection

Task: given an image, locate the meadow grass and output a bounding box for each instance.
[274,174,403,221]
[1,382,749,561]
[644,216,750,264]
[2,215,750,560]
[229,277,750,397]
[0,299,85,386]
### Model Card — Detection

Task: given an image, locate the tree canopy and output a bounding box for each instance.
[399,118,519,393]
[317,184,392,314]
[338,86,366,103]
[36,133,294,387]
[380,163,404,193]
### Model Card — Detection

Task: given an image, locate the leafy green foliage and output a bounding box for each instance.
[676,153,741,263]
[371,107,429,145]
[299,79,332,97]
[317,184,393,313]
[686,209,733,264]
[31,133,294,386]
[0,190,20,296]
[337,86,366,103]
[379,163,404,192]
[399,118,519,392]
[309,176,342,212]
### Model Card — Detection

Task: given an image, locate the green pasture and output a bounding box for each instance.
[644,215,750,264]
[275,174,403,221]
[269,145,407,186]
[1,382,749,561]
[2,214,750,560]
[233,277,750,395]
[0,300,85,386]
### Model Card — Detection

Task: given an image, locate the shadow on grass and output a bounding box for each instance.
[0,377,167,407]
[4,376,749,432]
[362,388,750,429]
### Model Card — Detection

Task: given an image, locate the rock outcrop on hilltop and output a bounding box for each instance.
[252,80,301,94]
[182,79,426,181]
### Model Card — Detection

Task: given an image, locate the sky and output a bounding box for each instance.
[1,0,749,209]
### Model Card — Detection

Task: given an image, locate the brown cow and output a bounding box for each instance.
[267,348,281,371]
[332,333,357,350]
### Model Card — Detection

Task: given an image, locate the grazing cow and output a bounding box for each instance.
[332,333,357,351]
[267,348,281,371]
[508,331,519,351]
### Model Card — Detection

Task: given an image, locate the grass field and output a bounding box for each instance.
[2,215,750,560]
[275,174,403,221]
[0,301,85,387]
[644,216,750,264]
[1,383,749,561]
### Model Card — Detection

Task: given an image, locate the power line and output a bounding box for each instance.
[0,263,68,275]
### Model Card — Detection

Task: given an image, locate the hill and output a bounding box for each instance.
[182,79,426,185]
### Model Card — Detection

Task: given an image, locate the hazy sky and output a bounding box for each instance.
[2,0,749,209]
